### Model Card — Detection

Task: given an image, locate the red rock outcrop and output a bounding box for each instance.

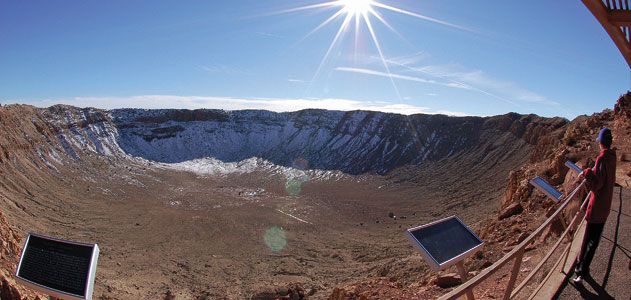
[0,208,45,300]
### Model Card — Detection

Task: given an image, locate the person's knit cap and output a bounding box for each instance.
[596,128,612,143]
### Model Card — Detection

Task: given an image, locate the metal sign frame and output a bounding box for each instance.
[15,233,99,300]
[529,176,563,202]
[565,160,583,175]
[406,216,484,271]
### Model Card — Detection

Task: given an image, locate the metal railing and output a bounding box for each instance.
[438,181,589,300]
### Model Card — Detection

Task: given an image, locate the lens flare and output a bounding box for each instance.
[292,157,310,170]
[264,226,287,252]
[285,178,302,196]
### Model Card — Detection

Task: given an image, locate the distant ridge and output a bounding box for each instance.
[30,106,567,174]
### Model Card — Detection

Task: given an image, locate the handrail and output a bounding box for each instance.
[438,180,586,300]
[525,199,587,299]
[510,194,587,298]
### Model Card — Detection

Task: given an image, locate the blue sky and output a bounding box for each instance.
[0,0,629,118]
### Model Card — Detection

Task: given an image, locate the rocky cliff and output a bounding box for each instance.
[492,91,631,237]
[2,105,568,175]
[116,109,570,175]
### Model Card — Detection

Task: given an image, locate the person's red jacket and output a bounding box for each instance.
[582,148,617,223]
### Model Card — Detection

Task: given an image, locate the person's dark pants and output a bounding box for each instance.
[575,222,605,276]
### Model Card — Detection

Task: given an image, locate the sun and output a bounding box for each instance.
[340,0,375,16]
[274,1,469,99]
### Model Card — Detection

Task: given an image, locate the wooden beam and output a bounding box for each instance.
[582,0,631,68]
[609,10,631,26]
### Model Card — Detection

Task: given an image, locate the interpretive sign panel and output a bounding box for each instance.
[565,160,583,175]
[16,233,99,300]
[406,216,484,271]
[530,176,563,202]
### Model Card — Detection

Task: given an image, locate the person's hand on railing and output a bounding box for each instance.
[577,171,587,186]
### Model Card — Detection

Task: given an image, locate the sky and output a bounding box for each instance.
[0,0,629,119]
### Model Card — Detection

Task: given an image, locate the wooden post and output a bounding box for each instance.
[456,261,474,300]
[503,249,524,300]
[558,213,568,232]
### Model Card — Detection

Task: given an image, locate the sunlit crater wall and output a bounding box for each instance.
[110,108,536,174]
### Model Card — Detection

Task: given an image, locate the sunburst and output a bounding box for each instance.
[340,0,374,16]
[275,0,469,99]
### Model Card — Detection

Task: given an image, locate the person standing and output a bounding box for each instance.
[573,128,617,283]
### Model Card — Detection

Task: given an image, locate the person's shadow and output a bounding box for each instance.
[602,185,626,289]
[572,274,614,300]
[554,269,615,299]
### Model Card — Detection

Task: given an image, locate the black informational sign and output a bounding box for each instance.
[16,234,99,300]
[406,216,483,271]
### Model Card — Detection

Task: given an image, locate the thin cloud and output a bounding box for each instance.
[255,31,284,38]
[388,52,431,66]
[378,58,518,105]
[421,64,559,106]
[393,61,558,106]
[198,64,254,76]
[354,53,555,107]
[14,95,468,117]
[335,67,471,90]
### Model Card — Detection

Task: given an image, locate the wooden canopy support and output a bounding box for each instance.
[609,10,631,26]
[582,0,631,68]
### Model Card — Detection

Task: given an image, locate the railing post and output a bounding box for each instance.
[503,249,524,300]
[558,212,568,232]
[456,261,475,300]
[562,192,590,267]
